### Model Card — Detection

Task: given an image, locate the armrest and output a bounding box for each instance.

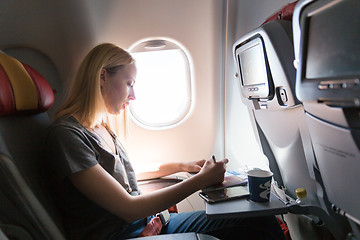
[130,232,219,240]
[137,177,183,194]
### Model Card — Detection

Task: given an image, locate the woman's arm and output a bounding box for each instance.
[69,158,227,223]
[136,159,206,180]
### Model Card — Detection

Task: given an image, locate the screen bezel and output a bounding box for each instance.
[295,0,360,104]
[234,36,273,99]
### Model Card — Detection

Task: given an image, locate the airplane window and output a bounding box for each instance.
[129,39,192,128]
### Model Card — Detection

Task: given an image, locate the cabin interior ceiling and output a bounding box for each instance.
[1,0,294,171]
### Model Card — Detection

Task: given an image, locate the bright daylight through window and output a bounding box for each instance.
[129,39,192,128]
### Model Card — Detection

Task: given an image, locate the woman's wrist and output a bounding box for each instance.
[177,162,186,172]
[187,171,207,190]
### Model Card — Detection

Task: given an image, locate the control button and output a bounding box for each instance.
[343,82,358,88]
[318,84,329,90]
[329,83,341,89]
[279,88,288,103]
[319,80,360,90]
[254,87,258,91]
[260,104,268,109]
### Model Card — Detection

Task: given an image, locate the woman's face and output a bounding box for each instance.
[100,64,136,115]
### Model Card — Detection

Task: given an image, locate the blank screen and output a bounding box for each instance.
[239,43,267,86]
[305,0,360,79]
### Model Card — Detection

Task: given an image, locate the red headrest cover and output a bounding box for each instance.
[262,1,298,25]
[0,52,54,116]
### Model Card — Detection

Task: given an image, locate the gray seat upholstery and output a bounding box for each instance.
[0,151,66,240]
[293,0,360,239]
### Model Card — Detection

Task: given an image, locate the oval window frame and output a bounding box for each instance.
[128,38,193,129]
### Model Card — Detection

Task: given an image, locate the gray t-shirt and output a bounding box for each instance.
[46,116,141,240]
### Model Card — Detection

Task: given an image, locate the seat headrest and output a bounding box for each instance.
[262,1,298,25]
[0,52,54,116]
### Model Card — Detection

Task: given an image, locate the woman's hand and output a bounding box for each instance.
[136,159,206,180]
[195,158,229,189]
[180,159,206,173]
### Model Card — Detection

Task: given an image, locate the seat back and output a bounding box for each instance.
[293,0,360,238]
[232,19,318,203]
[0,51,66,240]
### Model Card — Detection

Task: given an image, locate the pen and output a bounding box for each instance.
[212,155,216,163]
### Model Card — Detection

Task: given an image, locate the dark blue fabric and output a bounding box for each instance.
[108,211,286,240]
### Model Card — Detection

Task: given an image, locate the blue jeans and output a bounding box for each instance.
[108,211,286,240]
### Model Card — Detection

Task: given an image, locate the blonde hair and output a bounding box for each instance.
[56,43,135,133]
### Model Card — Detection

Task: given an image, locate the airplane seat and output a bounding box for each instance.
[293,0,360,239]
[232,19,318,204]
[0,51,66,239]
[0,52,218,240]
[232,10,338,239]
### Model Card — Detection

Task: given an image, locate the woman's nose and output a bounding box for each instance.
[129,88,136,100]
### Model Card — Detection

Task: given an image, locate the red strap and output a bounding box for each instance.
[168,205,178,213]
[139,216,163,237]
[277,217,292,240]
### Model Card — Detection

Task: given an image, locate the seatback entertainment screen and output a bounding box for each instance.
[239,42,268,86]
[294,0,360,104]
[235,37,272,99]
[305,0,360,80]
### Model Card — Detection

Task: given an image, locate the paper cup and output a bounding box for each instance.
[247,169,273,202]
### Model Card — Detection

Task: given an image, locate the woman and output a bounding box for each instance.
[46,43,285,239]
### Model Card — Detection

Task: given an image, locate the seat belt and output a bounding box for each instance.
[139,216,162,237]
[139,210,170,237]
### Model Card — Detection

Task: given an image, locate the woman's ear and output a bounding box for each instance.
[100,68,106,87]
